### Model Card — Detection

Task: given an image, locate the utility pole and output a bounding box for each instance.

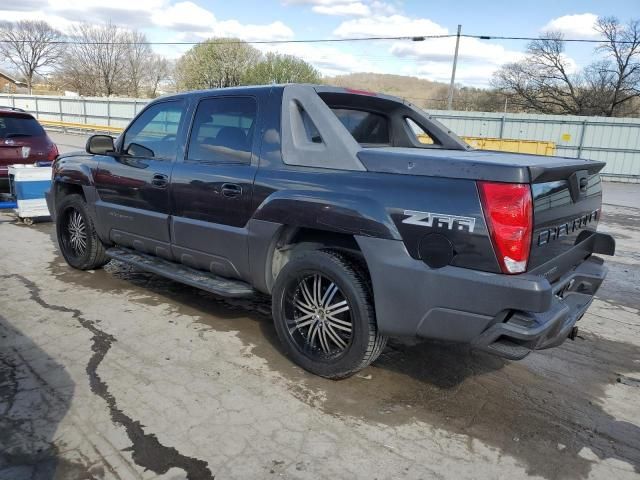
[447,24,462,111]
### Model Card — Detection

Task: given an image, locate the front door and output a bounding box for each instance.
[94,100,186,259]
[170,95,259,279]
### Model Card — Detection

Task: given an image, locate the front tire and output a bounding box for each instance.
[56,193,109,270]
[272,250,386,379]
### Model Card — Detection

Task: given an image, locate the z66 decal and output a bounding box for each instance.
[402,210,476,233]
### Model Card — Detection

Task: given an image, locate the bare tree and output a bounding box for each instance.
[64,23,129,96]
[0,20,64,94]
[124,30,153,97]
[493,17,640,116]
[594,17,640,116]
[493,33,591,115]
[146,55,172,97]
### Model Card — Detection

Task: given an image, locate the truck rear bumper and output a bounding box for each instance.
[355,233,614,360]
[471,255,606,359]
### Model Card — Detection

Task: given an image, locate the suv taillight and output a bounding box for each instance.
[478,181,533,274]
[47,143,59,161]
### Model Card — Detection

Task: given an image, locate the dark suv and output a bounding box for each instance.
[47,85,614,379]
[0,107,58,192]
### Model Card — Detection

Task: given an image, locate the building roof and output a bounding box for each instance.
[0,71,27,86]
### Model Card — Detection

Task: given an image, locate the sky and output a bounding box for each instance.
[1,0,639,88]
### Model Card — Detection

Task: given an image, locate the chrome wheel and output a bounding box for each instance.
[68,210,87,255]
[61,208,87,257]
[285,273,353,358]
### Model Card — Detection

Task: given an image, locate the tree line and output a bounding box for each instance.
[0,20,320,98]
[1,17,638,116]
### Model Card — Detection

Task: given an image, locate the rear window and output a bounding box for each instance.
[0,115,46,138]
[331,108,389,145]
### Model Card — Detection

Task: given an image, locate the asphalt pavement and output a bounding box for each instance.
[0,131,638,479]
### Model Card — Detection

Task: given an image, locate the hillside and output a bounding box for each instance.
[323,73,452,108]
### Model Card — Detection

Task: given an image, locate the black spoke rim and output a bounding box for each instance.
[283,272,353,360]
[60,207,87,258]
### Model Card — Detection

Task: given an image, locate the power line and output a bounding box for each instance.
[0,33,637,46]
[0,34,451,46]
[462,34,630,44]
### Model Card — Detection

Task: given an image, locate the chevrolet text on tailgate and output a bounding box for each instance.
[47,85,615,379]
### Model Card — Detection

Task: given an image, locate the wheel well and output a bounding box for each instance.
[269,227,370,292]
[55,182,85,203]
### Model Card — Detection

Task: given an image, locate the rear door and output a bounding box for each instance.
[170,95,260,280]
[94,99,186,259]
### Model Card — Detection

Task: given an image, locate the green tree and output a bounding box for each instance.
[176,38,261,90]
[243,52,320,85]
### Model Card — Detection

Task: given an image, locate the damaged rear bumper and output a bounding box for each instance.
[471,255,607,359]
[356,232,615,360]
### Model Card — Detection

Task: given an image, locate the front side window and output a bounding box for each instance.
[331,108,389,145]
[187,96,257,164]
[123,101,184,160]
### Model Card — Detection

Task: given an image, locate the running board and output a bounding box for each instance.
[105,247,255,298]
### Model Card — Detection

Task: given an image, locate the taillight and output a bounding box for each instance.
[47,143,59,161]
[478,181,533,274]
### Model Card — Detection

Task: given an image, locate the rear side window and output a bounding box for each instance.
[331,108,389,145]
[405,117,437,145]
[0,115,46,138]
[187,96,257,164]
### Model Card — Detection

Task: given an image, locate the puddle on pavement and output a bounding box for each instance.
[39,222,640,479]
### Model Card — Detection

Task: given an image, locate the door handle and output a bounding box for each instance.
[151,173,168,188]
[221,183,242,197]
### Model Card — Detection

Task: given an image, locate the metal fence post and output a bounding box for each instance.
[107,99,111,127]
[11,95,15,108]
[58,97,63,122]
[34,96,38,118]
[499,115,506,139]
[577,119,587,159]
[82,98,87,124]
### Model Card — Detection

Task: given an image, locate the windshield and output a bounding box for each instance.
[0,115,46,139]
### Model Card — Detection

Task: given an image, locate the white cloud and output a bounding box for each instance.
[391,37,523,65]
[0,0,295,41]
[152,1,216,30]
[283,0,396,17]
[333,14,447,37]
[391,38,524,88]
[210,20,294,41]
[259,42,382,76]
[313,3,371,17]
[542,13,600,39]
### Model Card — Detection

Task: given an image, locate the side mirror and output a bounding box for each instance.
[126,142,155,158]
[86,135,115,155]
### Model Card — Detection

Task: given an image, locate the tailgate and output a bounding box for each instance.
[528,169,604,280]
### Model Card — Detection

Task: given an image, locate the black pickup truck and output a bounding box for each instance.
[47,84,615,378]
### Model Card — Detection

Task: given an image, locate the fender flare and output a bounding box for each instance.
[247,190,401,293]
[252,190,400,240]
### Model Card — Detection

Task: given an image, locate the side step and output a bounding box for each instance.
[105,247,255,298]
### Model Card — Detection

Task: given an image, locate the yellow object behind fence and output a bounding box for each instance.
[417,133,556,156]
[461,136,556,156]
[39,119,124,135]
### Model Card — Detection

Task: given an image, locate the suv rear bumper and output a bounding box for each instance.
[356,233,614,359]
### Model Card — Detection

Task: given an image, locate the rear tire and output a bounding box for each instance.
[56,193,109,270]
[272,249,386,379]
